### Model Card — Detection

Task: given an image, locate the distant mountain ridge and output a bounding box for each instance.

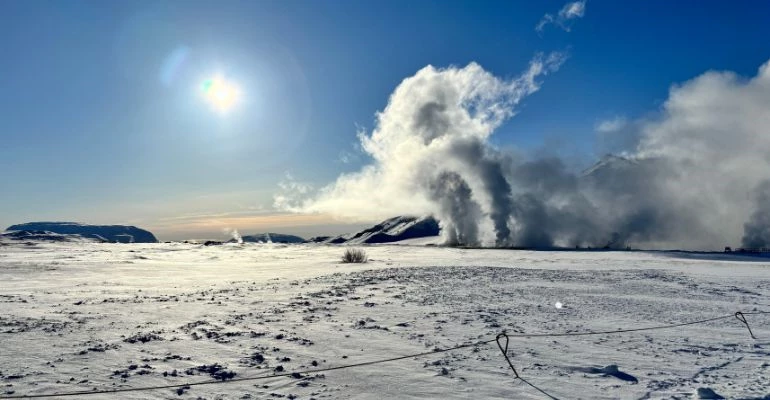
[238,233,305,244]
[6,222,158,243]
[315,216,440,244]
[0,229,105,243]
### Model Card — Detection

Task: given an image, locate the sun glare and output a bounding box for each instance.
[201,76,241,114]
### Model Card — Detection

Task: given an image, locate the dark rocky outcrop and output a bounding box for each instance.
[6,222,158,243]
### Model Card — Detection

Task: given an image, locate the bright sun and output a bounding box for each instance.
[201,75,241,114]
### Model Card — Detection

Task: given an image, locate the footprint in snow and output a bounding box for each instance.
[569,364,638,383]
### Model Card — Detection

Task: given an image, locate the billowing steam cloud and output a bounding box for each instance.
[279,57,770,250]
[742,181,770,249]
[280,53,567,245]
[429,171,481,246]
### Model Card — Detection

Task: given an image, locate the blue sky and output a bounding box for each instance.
[1,0,769,240]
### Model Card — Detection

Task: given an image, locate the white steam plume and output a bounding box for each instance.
[510,59,770,250]
[281,53,566,245]
[222,228,243,244]
[627,61,770,249]
[278,57,770,250]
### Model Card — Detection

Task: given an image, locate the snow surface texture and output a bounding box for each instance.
[0,242,768,399]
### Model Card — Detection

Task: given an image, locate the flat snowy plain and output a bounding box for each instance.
[1,241,768,399]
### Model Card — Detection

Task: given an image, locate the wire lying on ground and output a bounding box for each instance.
[0,310,766,400]
[497,332,561,400]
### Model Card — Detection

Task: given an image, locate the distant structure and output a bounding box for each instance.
[734,247,770,253]
[725,246,770,254]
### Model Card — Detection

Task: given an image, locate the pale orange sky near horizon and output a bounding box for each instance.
[145,212,371,241]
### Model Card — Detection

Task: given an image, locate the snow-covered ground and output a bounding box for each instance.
[0,241,768,399]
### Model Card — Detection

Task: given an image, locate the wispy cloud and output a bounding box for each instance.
[274,173,313,211]
[338,149,362,164]
[338,125,369,164]
[536,1,587,33]
[595,116,627,133]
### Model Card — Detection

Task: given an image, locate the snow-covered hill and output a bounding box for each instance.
[0,229,104,243]
[6,222,158,243]
[320,215,440,244]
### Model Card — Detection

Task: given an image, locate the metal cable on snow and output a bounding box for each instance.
[0,310,766,399]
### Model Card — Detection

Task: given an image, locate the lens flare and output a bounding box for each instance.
[160,46,190,86]
[201,75,240,113]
